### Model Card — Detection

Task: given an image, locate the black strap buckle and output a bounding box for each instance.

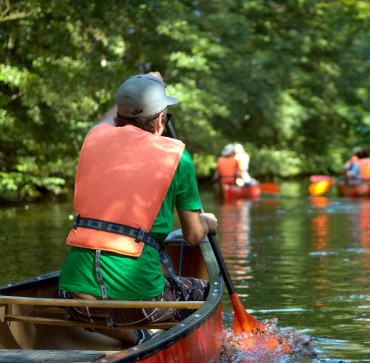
[73,213,80,229]
[135,227,146,243]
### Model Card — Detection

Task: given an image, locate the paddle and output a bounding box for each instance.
[260,183,279,194]
[310,175,336,183]
[308,180,334,196]
[165,121,261,332]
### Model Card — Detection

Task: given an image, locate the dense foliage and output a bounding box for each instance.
[1,0,369,200]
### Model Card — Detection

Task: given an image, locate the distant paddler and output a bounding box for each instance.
[213,143,258,187]
[213,143,240,185]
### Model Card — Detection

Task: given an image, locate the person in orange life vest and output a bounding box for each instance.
[58,72,218,346]
[346,149,370,184]
[343,146,362,173]
[213,143,240,184]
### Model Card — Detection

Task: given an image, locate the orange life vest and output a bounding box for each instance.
[217,156,238,184]
[66,123,185,257]
[351,155,359,164]
[358,159,370,180]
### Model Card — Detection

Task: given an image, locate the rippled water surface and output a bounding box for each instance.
[207,183,369,362]
[0,181,369,362]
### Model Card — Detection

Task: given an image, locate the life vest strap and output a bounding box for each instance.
[95,249,115,329]
[73,214,180,279]
[73,214,159,250]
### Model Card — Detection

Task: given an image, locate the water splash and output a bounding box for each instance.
[219,318,316,362]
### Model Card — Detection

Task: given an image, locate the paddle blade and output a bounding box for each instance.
[310,175,335,183]
[230,293,261,332]
[260,183,279,194]
[309,181,333,196]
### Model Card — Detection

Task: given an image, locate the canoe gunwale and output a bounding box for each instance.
[0,270,60,296]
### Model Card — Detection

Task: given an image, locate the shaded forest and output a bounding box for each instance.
[1,0,369,200]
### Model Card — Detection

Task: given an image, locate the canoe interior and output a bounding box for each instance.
[0,231,224,362]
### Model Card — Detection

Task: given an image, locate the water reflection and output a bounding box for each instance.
[216,195,369,362]
[310,201,331,308]
[353,200,370,342]
[0,201,73,282]
[1,189,369,361]
[219,200,252,292]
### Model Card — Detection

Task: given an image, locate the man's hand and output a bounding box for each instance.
[148,71,167,88]
[200,213,218,235]
[177,208,218,246]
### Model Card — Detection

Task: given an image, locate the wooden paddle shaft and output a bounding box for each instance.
[207,234,236,296]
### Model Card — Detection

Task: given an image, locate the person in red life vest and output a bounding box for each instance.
[213,143,240,184]
[346,149,370,184]
[58,72,218,346]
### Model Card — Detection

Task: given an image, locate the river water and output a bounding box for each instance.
[0,181,369,362]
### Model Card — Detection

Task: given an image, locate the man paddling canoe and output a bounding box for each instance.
[58,72,217,346]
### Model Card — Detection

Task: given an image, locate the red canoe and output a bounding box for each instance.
[221,183,261,200]
[337,181,370,198]
[0,230,224,363]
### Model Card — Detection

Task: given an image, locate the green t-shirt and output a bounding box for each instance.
[58,148,201,300]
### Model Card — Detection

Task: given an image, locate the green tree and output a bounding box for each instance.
[1,0,369,200]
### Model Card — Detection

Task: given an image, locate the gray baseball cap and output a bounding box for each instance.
[221,144,235,157]
[116,74,180,118]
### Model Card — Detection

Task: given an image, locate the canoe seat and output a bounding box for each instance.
[0,295,203,330]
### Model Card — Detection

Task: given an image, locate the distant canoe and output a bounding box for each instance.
[221,183,261,200]
[337,181,370,198]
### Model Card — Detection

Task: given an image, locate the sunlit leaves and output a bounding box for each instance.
[0,0,369,199]
[0,65,30,88]
[252,149,302,178]
[170,52,210,72]
[108,36,126,57]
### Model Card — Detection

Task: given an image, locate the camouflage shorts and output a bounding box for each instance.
[61,274,209,326]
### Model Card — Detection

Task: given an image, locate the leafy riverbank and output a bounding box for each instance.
[1,0,368,201]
